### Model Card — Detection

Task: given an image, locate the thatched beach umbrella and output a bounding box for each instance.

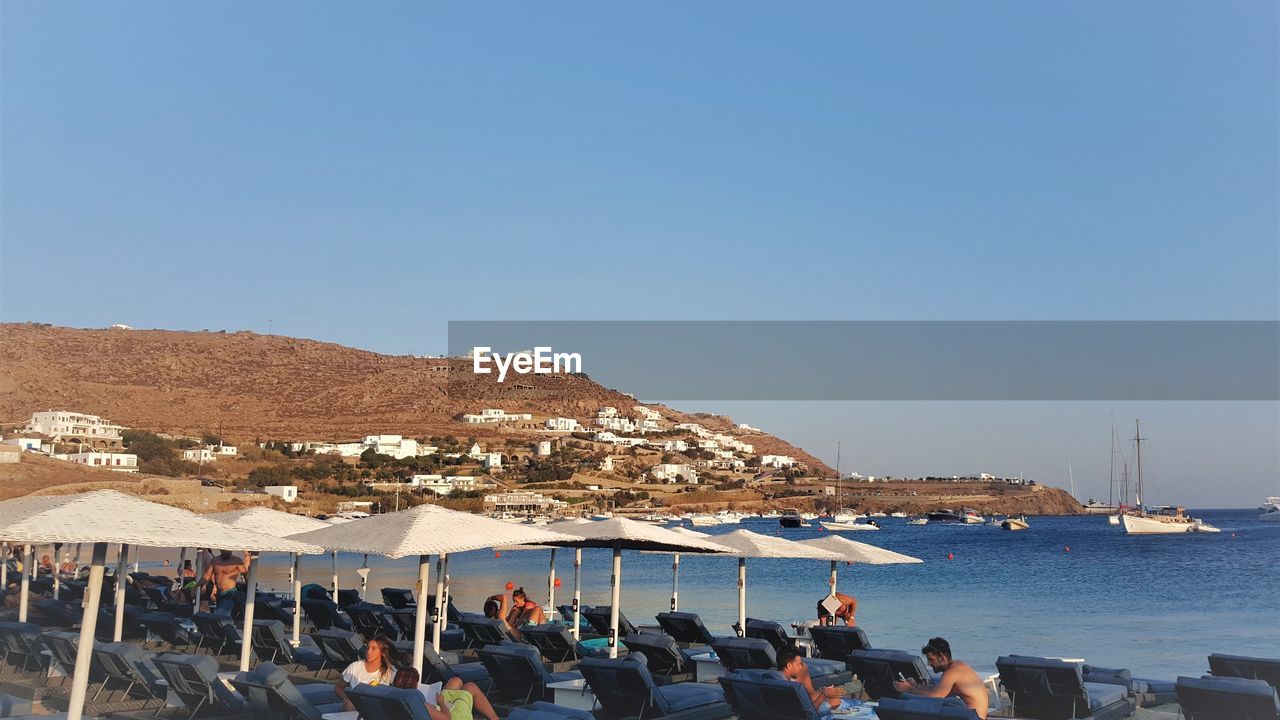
[289,504,578,674]
[0,490,322,720]
[695,529,845,635]
[798,534,923,609]
[537,517,732,657]
[207,507,331,647]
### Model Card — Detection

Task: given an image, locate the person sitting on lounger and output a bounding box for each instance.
[336,635,404,711]
[484,593,523,641]
[816,591,857,626]
[506,587,546,627]
[392,666,499,720]
[893,637,989,719]
[38,555,54,576]
[779,647,845,716]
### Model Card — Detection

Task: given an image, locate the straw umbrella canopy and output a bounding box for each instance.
[207,507,331,647]
[289,503,579,674]
[692,529,845,636]
[536,517,732,657]
[798,535,923,615]
[0,490,322,720]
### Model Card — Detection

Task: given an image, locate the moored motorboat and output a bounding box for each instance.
[779,509,803,528]
[1001,515,1030,531]
[962,509,986,524]
[820,520,880,531]
[889,511,908,518]
[907,517,928,526]
[1259,498,1280,523]
[927,509,962,522]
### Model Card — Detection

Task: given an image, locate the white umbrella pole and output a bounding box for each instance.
[411,554,430,674]
[18,545,33,622]
[442,554,451,630]
[547,548,557,615]
[608,541,621,658]
[66,543,108,720]
[193,550,203,614]
[238,552,259,672]
[1,542,8,589]
[114,543,129,642]
[432,554,445,651]
[671,553,680,612]
[331,550,338,597]
[360,554,369,600]
[291,553,302,647]
[52,543,61,599]
[133,548,140,575]
[830,560,838,596]
[571,548,582,640]
[736,557,746,636]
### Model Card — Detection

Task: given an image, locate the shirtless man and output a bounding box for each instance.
[817,591,857,626]
[201,549,249,615]
[893,637,989,719]
[779,647,844,715]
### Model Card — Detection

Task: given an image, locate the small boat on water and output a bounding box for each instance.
[962,509,986,524]
[1259,497,1280,523]
[779,509,804,528]
[868,511,888,518]
[889,511,908,518]
[829,508,863,524]
[820,520,880,531]
[690,514,719,527]
[927,509,962,522]
[987,516,1005,528]
[907,517,928,526]
[1001,515,1030,531]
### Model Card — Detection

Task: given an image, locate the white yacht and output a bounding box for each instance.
[1259,497,1280,523]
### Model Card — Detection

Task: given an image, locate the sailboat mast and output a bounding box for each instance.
[1133,419,1144,508]
[1068,462,1076,501]
[835,441,841,511]
[1108,415,1118,508]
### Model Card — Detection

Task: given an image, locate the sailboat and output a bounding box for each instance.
[1087,418,1125,516]
[820,443,879,531]
[1121,420,1219,534]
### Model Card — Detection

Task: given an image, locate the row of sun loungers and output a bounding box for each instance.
[2,579,1278,720]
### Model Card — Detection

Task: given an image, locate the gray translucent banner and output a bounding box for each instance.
[447,321,1279,401]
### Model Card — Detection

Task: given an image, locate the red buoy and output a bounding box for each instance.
[1064,546,1071,552]
[554,578,562,588]
[946,552,954,561]
[494,552,502,559]
[505,581,514,590]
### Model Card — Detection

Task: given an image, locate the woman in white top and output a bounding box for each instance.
[335,635,401,711]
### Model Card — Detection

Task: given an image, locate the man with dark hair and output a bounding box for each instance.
[778,647,845,716]
[893,637,988,719]
[816,591,857,626]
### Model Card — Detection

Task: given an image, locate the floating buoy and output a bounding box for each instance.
[494,552,502,559]
[845,561,852,566]
[946,552,954,561]
[505,581,514,590]
[554,578,562,588]
[1064,546,1071,553]
[1231,533,1236,538]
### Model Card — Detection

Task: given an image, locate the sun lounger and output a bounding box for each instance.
[845,648,932,700]
[309,628,365,668]
[89,641,168,705]
[230,660,344,720]
[381,588,417,609]
[476,641,582,706]
[578,654,733,720]
[995,655,1135,720]
[582,606,639,640]
[387,607,467,651]
[0,621,48,674]
[720,668,829,720]
[301,598,352,632]
[32,599,80,629]
[742,619,796,655]
[335,589,362,609]
[457,614,520,648]
[806,625,872,660]
[189,612,241,657]
[425,594,464,624]
[1082,662,1176,707]
[1208,653,1280,690]
[507,700,596,719]
[344,602,402,641]
[345,683,433,720]
[710,637,850,689]
[1176,675,1280,720]
[421,641,492,693]
[250,619,328,671]
[524,623,608,664]
[0,692,34,716]
[41,630,105,684]
[142,586,193,617]
[655,612,718,647]
[621,633,698,685]
[137,611,202,651]
[876,696,981,720]
[96,607,148,642]
[152,652,247,718]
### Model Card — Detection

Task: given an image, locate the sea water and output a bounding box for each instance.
[138,509,1278,680]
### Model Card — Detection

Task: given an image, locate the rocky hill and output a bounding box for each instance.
[0,323,830,471]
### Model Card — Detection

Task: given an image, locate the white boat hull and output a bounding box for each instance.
[820,521,879,531]
[1107,515,1121,526]
[1121,513,1197,534]
[1001,519,1030,531]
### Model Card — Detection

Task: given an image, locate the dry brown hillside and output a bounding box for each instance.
[0,323,830,472]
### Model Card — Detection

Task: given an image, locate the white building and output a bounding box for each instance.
[183,447,218,463]
[674,423,710,438]
[0,445,21,464]
[265,485,298,503]
[484,491,568,514]
[599,456,614,472]
[545,417,580,432]
[736,423,761,432]
[481,453,503,470]
[760,454,797,469]
[663,440,688,453]
[596,407,619,418]
[650,463,698,484]
[213,445,238,456]
[3,438,43,452]
[536,441,552,456]
[468,443,484,459]
[66,452,138,473]
[634,406,663,421]
[362,435,420,459]
[596,417,637,433]
[462,408,533,424]
[26,411,126,450]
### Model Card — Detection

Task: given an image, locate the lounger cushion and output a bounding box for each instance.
[655,612,718,646]
[0,694,34,716]
[802,657,845,677]
[1209,653,1280,689]
[876,696,979,719]
[508,700,596,719]
[720,669,821,720]
[658,681,728,712]
[1176,675,1280,720]
[1083,682,1128,711]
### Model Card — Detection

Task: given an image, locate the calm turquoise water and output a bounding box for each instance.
[137,509,1278,680]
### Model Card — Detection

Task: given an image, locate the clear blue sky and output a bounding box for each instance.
[2,2,1276,505]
